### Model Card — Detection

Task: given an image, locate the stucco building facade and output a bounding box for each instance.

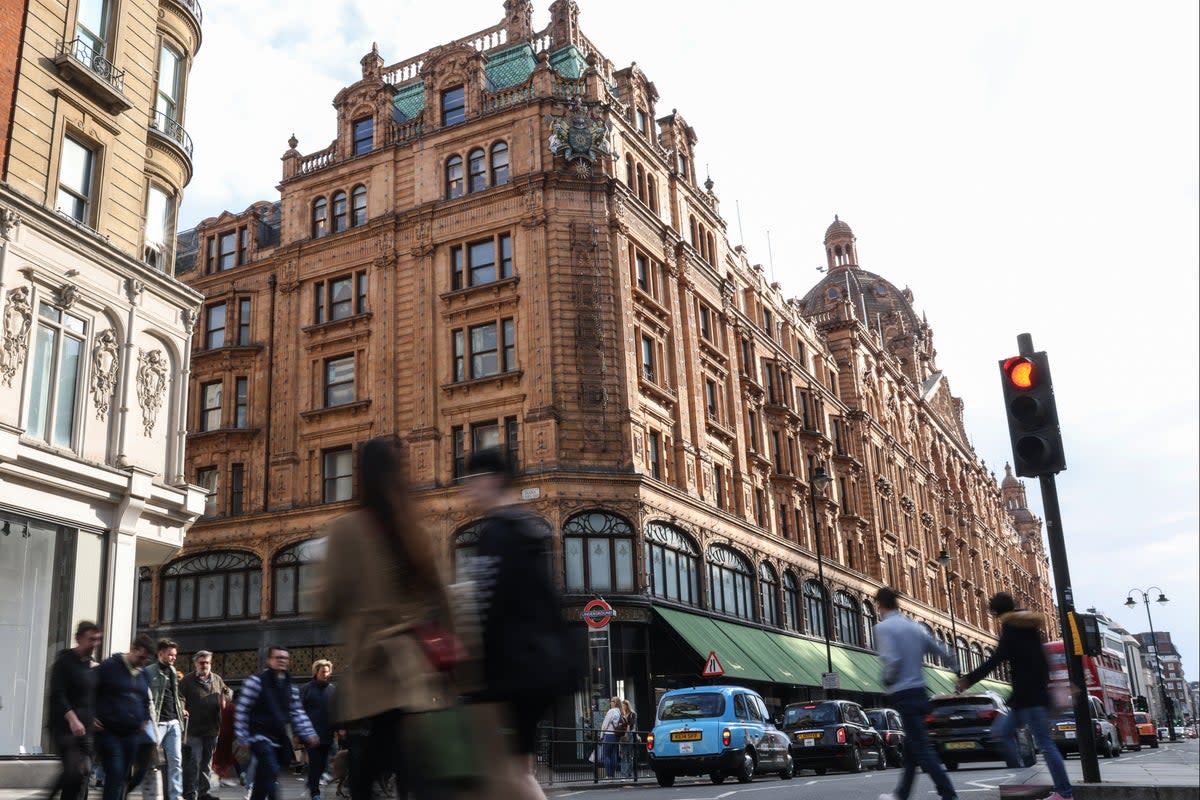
[0,0,205,757]
[163,0,1055,726]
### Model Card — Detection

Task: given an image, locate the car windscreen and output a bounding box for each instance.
[659,693,726,720]
[865,711,887,730]
[1133,713,1148,724]
[930,697,995,715]
[784,703,838,727]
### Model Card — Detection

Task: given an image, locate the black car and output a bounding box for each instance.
[1050,695,1122,758]
[865,708,906,767]
[926,692,1034,770]
[781,700,886,774]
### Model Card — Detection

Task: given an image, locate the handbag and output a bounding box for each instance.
[408,703,484,787]
[412,622,466,672]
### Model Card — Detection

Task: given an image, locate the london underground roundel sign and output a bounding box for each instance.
[582,598,615,629]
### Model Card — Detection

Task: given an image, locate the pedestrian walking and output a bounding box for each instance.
[299,660,338,800]
[144,640,187,800]
[597,698,621,778]
[234,647,318,800]
[873,587,960,800]
[316,436,457,800]
[956,592,1073,800]
[179,651,231,800]
[464,447,576,800]
[94,633,156,800]
[49,621,103,800]
[618,699,638,778]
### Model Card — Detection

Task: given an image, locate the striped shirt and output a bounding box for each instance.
[234,671,316,745]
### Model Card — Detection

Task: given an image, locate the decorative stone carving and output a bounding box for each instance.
[1,286,33,386]
[279,259,299,293]
[899,494,916,513]
[180,304,201,333]
[0,207,21,240]
[547,97,612,168]
[136,349,169,436]
[90,330,120,420]
[875,476,894,497]
[125,277,145,303]
[920,511,935,530]
[57,283,80,309]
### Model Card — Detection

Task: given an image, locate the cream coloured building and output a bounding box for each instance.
[0,0,206,757]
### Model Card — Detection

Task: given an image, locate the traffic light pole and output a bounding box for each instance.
[1018,333,1101,784]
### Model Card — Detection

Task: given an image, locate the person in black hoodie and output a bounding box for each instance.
[299,660,337,800]
[464,447,574,800]
[48,621,103,800]
[94,633,155,800]
[956,592,1074,800]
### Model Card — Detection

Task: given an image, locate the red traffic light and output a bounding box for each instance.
[1003,356,1036,390]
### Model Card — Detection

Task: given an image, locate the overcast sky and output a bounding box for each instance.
[179,1,1200,677]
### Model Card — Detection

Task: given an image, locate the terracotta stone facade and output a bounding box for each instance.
[164,1,1055,699]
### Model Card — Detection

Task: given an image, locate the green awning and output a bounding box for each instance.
[830,646,884,693]
[757,630,828,686]
[980,678,1012,696]
[712,619,812,685]
[655,606,773,683]
[925,667,959,695]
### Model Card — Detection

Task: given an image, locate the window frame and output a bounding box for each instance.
[351,184,367,227]
[321,446,354,503]
[311,196,328,238]
[25,302,88,449]
[804,579,828,638]
[450,233,513,290]
[441,85,466,126]
[759,562,779,627]
[203,302,226,349]
[706,544,754,621]
[563,511,636,594]
[490,141,509,186]
[272,539,324,617]
[314,270,368,323]
[57,134,97,224]
[352,116,374,156]
[331,190,348,233]
[323,354,355,407]
[783,571,801,631]
[467,148,487,193]
[834,590,862,646]
[159,551,262,624]
[199,380,222,431]
[445,155,464,198]
[644,521,700,605]
[451,317,516,381]
[236,297,251,346]
[234,376,248,428]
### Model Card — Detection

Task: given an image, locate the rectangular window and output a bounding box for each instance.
[324,355,355,406]
[502,318,516,372]
[234,377,248,428]
[57,135,96,224]
[441,85,465,126]
[771,429,783,472]
[197,466,218,516]
[762,307,773,338]
[505,415,519,474]
[237,298,251,345]
[205,236,216,273]
[26,303,87,448]
[451,234,512,290]
[143,185,173,269]
[322,447,353,502]
[472,420,501,453]
[470,323,498,378]
[238,226,249,265]
[218,231,236,271]
[647,430,661,479]
[75,0,110,54]
[747,409,760,451]
[155,44,182,123]
[356,271,368,313]
[204,303,225,349]
[781,503,790,538]
[329,275,353,320]
[762,359,776,403]
[452,426,465,479]
[754,488,765,526]
[230,463,245,516]
[457,319,515,380]
[640,335,655,382]
[705,379,719,420]
[200,381,222,431]
[452,330,464,382]
[714,463,725,510]
[636,108,648,134]
[635,253,649,292]
[741,338,754,378]
[698,303,713,341]
[314,271,367,323]
[352,117,374,156]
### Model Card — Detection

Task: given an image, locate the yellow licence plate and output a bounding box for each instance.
[946,741,976,750]
[1057,724,1076,731]
[798,732,823,739]
[671,731,703,742]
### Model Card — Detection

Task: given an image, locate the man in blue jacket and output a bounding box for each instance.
[235,647,318,800]
[94,633,155,800]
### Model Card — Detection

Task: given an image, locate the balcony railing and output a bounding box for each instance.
[149,110,193,159]
[165,0,203,25]
[57,38,126,94]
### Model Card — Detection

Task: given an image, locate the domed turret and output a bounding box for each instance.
[824,215,858,269]
[1001,462,1021,490]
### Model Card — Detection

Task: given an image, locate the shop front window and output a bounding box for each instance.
[562,511,635,594]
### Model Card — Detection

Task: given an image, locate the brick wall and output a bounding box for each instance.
[0,0,25,176]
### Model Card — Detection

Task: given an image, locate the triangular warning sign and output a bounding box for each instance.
[702,650,725,677]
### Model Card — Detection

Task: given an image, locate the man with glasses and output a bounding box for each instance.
[235,647,318,800]
[180,651,231,800]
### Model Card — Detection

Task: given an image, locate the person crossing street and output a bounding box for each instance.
[234,647,318,800]
[179,650,231,800]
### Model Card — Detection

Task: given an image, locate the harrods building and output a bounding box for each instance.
[160,0,1056,726]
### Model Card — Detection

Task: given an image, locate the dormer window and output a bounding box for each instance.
[636,108,648,135]
[352,117,373,156]
[442,85,465,126]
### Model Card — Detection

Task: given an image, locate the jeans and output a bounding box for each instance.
[995,706,1072,798]
[51,734,92,800]
[96,732,142,800]
[599,733,619,778]
[889,688,957,800]
[147,721,183,800]
[248,741,282,800]
[182,735,217,799]
[306,744,331,797]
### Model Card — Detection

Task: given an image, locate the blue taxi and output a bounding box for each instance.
[646,685,794,787]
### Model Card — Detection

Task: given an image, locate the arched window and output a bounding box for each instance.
[862,600,878,650]
[646,174,658,214]
[273,539,324,617]
[707,545,753,620]
[970,642,984,672]
[160,551,262,623]
[804,580,827,638]
[351,185,367,227]
[782,571,801,631]
[563,511,635,593]
[635,163,646,203]
[331,190,348,233]
[707,232,716,265]
[490,142,509,186]
[467,148,487,193]
[311,197,328,238]
[644,521,699,604]
[759,563,779,627]
[920,622,937,665]
[453,521,483,583]
[955,636,970,672]
[689,216,698,248]
[137,567,152,626]
[834,590,861,646]
[445,155,464,199]
[625,155,634,188]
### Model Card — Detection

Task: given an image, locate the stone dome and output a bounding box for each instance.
[1001,464,1021,490]
[797,264,921,334]
[1012,507,1036,524]
[825,215,853,243]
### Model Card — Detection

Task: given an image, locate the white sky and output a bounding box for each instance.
[179,0,1200,679]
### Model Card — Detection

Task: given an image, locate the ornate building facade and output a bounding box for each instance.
[0,0,205,758]
[164,0,1055,725]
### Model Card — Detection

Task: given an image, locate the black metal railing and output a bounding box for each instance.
[166,0,203,24]
[58,38,126,94]
[532,726,652,786]
[150,110,193,159]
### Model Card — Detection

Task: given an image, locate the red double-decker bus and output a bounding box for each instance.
[1046,640,1139,748]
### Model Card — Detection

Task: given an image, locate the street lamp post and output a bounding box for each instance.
[1125,587,1176,743]
[808,466,835,688]
[937,548,961,677]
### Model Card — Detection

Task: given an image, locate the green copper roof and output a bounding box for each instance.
[549,44,588,79]
[485,43,538,90]
[393,82,425,121]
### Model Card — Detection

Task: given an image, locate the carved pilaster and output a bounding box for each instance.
[136,349,170,436]
[91,329,120,420]
[1,285,33,386]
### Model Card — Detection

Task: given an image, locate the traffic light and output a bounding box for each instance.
[999,351,1066,477]
[1135,696,1148,712]
[1073,612,1103,657]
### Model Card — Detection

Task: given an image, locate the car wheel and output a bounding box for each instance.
[814,767,827,776]
[874,746,887,770]
[1112,735,1121,757]
[888,745,904,767]
[779,754,794,780]
[735,750,755,783]
[654,771,675,788]
[1150,738,1159,749]
[710,772,726,784]
[845,745,864,773]
[944,760,959,771]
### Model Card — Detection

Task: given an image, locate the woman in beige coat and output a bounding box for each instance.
[318,436,454,800]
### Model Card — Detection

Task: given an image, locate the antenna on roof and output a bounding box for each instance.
[766,230,776,283]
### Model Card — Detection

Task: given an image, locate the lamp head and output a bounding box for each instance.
[812,466,832,492]
[1155,593,1168,605]
[1124,596,1136,608]
[938,549,951,566]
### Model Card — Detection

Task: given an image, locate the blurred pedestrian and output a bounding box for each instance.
[956,592,1073,800]
[598,698,621,778]
[464,447,575,800]
[873,587,959,800]
[299,660,337,800]
[94,633,155,800]
[144,640,187,800]
[618,699,638,778]
[180,651,230,800]
[234,647,318,800]
[317,436,455,800]
[49,621,102,800]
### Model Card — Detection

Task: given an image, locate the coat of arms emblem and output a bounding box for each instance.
[548,97,612,173]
